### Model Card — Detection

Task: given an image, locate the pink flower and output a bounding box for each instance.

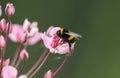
[44,70,53,78]
[1,65,27,78]
[9,18,42,46]
[2,66,17,78]
[41,26,74,54]
[0,59,27,78]
[22,19,41,46]
[5,3,15,17]
[9,24,26,43]
[9,19,41,45]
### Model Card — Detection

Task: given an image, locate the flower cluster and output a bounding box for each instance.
[0,3,81,78]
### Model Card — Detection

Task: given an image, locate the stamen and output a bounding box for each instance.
[51,35,60,48]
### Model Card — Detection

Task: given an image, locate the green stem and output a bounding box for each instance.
[26,49,48,76]
[29,52,51,78]
[53,56,68,77]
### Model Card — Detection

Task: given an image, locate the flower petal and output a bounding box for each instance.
[22,19,30,31]
[56,43,74,54]
[46,26,54,35]
[41,33,52,49]
[27,32,41,46]
[9,24,24,42]
[49,27,60,38]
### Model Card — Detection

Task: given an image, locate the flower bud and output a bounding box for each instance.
[6,21,12,33]
[0,35,6,48]
[5,3,15,17]
[20,49,29,60]
[0,5,2,17]
[0,18,6,31]
[44,70,53,78]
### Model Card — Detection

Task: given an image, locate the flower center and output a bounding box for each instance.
[50,34,60,48]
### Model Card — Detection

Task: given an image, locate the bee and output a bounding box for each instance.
[56,28,82,51]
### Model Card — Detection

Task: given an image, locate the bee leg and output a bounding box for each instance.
[66,43,72,56]
[68,42,71,52]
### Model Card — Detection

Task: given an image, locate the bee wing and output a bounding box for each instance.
[66,31,82,39]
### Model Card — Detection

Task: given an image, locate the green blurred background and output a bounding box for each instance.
[0,0,120,78]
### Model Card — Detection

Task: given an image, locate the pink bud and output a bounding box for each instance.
[0,18,6,31]
[5,3,15,17]
[20,49,29,60]
[6,21,12,33]
[0,35,6,48]
[44,70,53,78]
[0,5,2,17]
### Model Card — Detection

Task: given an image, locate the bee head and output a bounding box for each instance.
[56,28,64,38]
